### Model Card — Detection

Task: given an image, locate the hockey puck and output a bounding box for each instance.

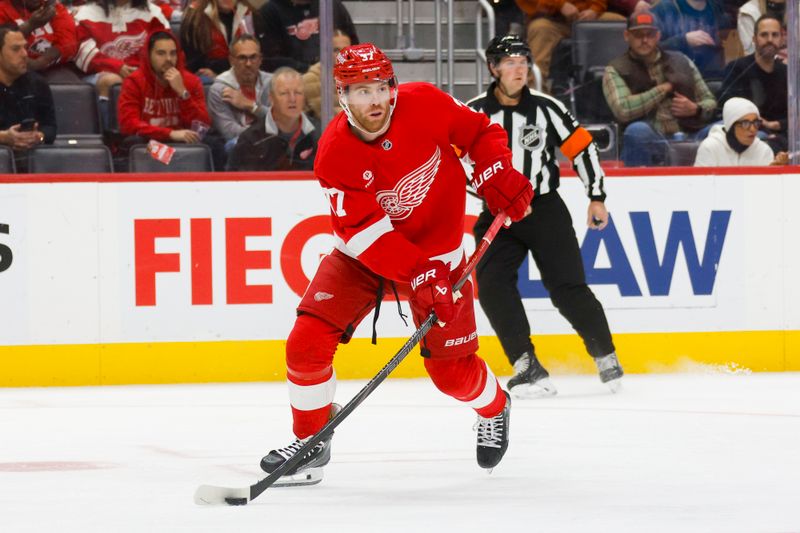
[225,497,248,506]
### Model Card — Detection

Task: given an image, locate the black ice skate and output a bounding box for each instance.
[475,391,511,472]
[507,351,557,398]
[595,352,623,393]
[260,404,341,486]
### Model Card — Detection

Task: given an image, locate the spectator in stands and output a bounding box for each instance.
[0,25,55,169]
[301,28,350,120]
[603,12,717,167]
[118,30,225,168]
[718,14,786,152]
[514,0,624,84]
[151,0,178,20]
[227,66,318,171]
[694,96,787,166]
[494,0,526,36]
[651,0,728,79]
[0,0,80,83]
[607,0,656,17]
[180,0,260,81]
[738,0,784,55]
[74,0,169,129]
[259,0,358,73]
[207,34,271,153]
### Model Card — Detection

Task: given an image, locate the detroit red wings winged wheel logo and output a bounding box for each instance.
[376,146,441,220]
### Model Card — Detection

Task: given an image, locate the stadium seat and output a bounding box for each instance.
[170,20,182,44]
[108,83,123,133]
[569,21,627,123]
[705,79,723,99]
[27,145,114,174]
[128,144,214,173]
[0,146,15,174]
[585,123,619,161]
[571,21,628,83]
[49,83,104,145]
[667,141,701,166]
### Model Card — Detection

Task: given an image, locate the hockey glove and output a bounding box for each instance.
[472,158,534,222]
[410,259,460,326]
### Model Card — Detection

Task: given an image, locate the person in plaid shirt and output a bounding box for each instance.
[602,12,716,166]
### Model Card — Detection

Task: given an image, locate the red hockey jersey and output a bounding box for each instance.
[74,3,169,74]
[314,82,511,283]
[0,2,77,66]
[117,31,209,141]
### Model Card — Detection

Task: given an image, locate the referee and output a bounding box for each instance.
[467,35,623,398]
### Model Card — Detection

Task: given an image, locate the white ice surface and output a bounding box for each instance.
[1,373,799,533]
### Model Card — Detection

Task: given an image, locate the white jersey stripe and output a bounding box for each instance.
[346,215,394,256]
[75,40,99,72]
[429,247,464,272]
[466,362,499,410]
[288,369,337,411]
[546,105,572,143]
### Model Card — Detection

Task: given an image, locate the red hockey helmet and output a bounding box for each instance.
[334,43,399,137]
[334,43,395,88]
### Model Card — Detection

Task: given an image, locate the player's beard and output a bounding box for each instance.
[355,103,390,133]
[346,101,392,141]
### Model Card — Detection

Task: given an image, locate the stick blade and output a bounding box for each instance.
[194,484,250,506]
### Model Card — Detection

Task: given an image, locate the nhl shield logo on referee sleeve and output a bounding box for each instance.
[519,125,543,152]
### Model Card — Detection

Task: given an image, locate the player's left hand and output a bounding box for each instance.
[409,259,461,326]
[587,200,608,230]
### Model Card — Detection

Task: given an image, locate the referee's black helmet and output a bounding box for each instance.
[485,34,531,77]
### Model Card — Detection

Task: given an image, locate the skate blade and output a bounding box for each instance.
[510,379,557,399]
[605,378,622,394]
[272,467,324,487]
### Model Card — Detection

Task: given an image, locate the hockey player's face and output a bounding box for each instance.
[150,38,177,77]
[494,56,528,95]
[344,80,391,133]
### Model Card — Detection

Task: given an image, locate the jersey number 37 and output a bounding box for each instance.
[323,187,347,217]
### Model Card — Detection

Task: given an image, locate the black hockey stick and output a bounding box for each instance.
[194,211,509,506]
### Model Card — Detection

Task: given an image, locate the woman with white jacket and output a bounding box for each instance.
[694,97,787,167]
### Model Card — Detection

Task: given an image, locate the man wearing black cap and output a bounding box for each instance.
[467,35,623,399]
[602,12,716,166]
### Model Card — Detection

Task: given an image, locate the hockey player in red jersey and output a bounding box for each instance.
[260,43,534,482]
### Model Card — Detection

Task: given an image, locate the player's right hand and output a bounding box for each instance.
[410,260,459,326]
[472,159,534,222]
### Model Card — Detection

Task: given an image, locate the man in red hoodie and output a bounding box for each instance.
[118,30,226,169]
[119,30,209,144]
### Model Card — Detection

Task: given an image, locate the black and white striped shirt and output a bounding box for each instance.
[466,83,606,201]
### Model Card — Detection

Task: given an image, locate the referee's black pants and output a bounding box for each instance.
[473,190,615,365]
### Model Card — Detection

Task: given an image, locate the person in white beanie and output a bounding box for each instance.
[694,97,788,167]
